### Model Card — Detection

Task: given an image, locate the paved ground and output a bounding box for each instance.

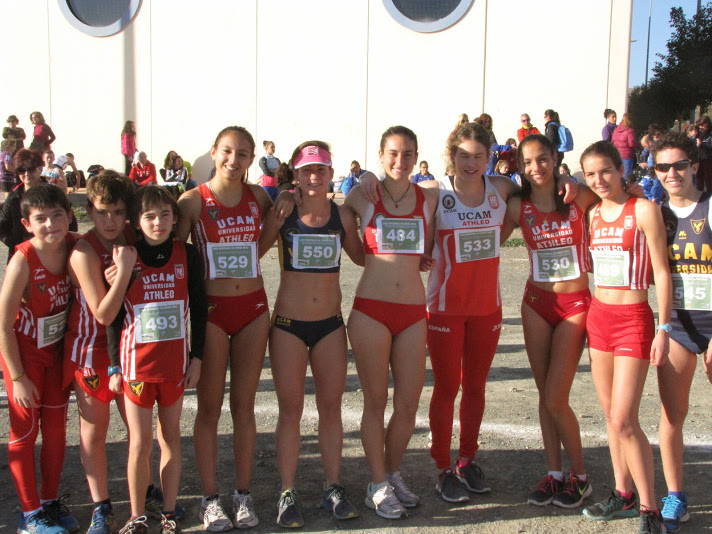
[0,216,710,533]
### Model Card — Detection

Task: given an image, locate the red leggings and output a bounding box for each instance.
[1,357,70,512]
[427,309,502,469]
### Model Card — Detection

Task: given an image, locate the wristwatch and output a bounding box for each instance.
[656,323,672,333]
[107,366,122,377]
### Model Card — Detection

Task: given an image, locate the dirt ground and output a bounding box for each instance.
[0,220,711,533]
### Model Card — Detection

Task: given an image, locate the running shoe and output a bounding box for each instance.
[87,503,116,534]
[552,472,593,508]
[42,495,80,533]
[436,469,470,503]
[160,514,181,534]
[639,508,666,534]
[583,489,639,521]
[199,495,234,532]
[118,516,148,534]
[387,472,420,508]
[321,484,358,520]
[527,475,564,506]
[233,491,259,528]
[455,462,491,494]
[276,490,303,528]
[18,510,68,534]
[365,481,405,519]
[661,494,689,532]
[146,486,185,521]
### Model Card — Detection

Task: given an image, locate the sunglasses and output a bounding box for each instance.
[654,160,691,173]
[17,166,39,174]
[521,118,530,122]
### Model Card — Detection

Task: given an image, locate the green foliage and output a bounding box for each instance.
[628,3,712,135]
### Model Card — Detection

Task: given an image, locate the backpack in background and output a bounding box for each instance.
[557,124,574,152]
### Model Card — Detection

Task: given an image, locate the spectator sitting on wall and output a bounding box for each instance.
[41,149,67,194]
[412,160,434,183]
[340,160,368,195]
[517,113,540,142]
[62,152,85,191]
[129,151,158,186]
[3,115,26,150]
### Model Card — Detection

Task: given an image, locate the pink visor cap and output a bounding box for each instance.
[292,145,332,169]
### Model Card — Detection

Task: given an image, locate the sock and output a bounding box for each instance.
[619,490,634,500]
[146,484,155,499]
[456,458,472,469]
[669,491,685,500]
[40,499,55,505]
[575,473,588,482]
[236,489,250,496]
[94,498,112,508]
[548,471,564,482]
[163,511,175,519]
[202,494,219,506]
[24,507,43,519]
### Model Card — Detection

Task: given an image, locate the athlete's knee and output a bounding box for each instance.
[610,415,640,439]
[315,398,342,423]
[544,394,571,419]
[278,399,304,422]
[661,403,689,428]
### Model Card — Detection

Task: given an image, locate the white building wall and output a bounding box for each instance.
[0,0,632,180]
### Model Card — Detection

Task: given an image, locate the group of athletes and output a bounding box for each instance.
[0,121,709,534]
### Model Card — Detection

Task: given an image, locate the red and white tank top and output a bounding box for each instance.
[120,240,189,382]
[191,182,262,280]
[65,229,134,372]
[589,196,651,290]
[15,236,74,365]
[363,184,427,256]
[426,175,506,316]
[519,199,591,282]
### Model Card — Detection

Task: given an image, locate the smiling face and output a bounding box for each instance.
[419,162,429,176]
[88,199,128,242]
[211,131,255,183]
[379,135,417,181]
[453,139,489,182]
[17,164,43,188]
[295,163,333,197]
[521,141,556,188]
[655,147,698,199]
[44,151,55,167]
[583,154,625,200]
[139,202,177,245]
[22,205,69,244]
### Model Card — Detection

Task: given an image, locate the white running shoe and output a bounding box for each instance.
[199,496,234,532]
[365,481,406,519]
[387,471,420,508]
[233,491,259,529]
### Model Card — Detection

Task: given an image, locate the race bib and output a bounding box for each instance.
[454,228,499,262]
[207,242,257,279]
[135,301,185,343]
[532,246,580,282]
[591,250,630,287]
[37,309,69,349]
[292,234,341,269]
[376,218,424,254]
[672,273,712,311]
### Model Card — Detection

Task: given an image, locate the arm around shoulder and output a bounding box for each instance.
[339,204,365,267]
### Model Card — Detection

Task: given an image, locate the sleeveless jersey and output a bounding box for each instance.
[120,240,189,382]
[278,201,345,273]
[663,193,712,311]
[191,182,262,280]
[363,184,427,256]
[15,235,74,365]
[589,196,651,290]
[426,175,506,316]
[519,199,591,282]
[65,228,135,371]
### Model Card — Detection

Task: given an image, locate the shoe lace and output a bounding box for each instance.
[390,472,415,498]
[640,509,661,530]
[661,495,683,517]
[560,474,581,496]
[161,515,178,533]
[44,493,73,521]
[326,484,347,504]
[534,475,557,493]
[279,490,297,508]
[464,463,485,480]
[120,516,147,534]
[205,498,225,519]
[90,506,109,527]
[29,510,56,527]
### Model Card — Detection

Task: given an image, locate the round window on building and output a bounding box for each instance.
[382,0,474,33]
[58,0,141,37]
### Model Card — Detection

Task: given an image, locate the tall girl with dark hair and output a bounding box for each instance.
[503,134,600,509]
[581,141,670,534]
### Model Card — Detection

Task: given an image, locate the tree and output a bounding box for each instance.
[628,3,712,135]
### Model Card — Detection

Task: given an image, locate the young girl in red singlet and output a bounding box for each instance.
[581,141,671,534]
[176,126,288,530]
[503,134,599,509]
[342,125,437,519]
[654,133,711,531]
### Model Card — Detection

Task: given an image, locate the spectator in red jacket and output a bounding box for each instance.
[128,151,157,186]
[611,113,638,177]
[517,113,541,142]
[121,120,137,176]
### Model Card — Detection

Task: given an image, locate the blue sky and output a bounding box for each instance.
[629,0,700,87]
